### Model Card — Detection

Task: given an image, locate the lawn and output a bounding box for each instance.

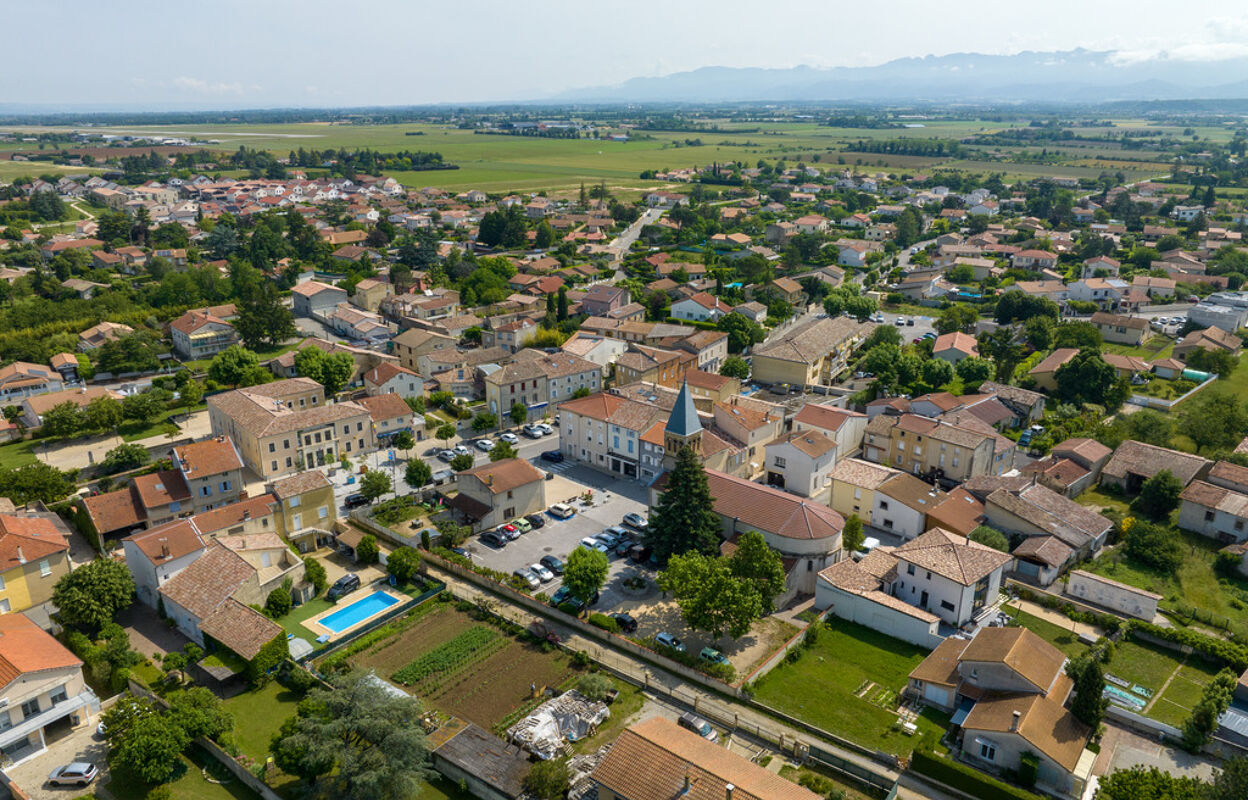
[1076,487,1131,517]
[119,403,206,442]
[1105,640,1181,691]
[751,618,946,755]
[221,682,302,764]
[1103,337,1175,361]
[778,763,880,800]
[0,439,38,469]
[106,744,260,800]
[277,595,334,640]
[1002,605,1090,659]
[1149,661,1220,727]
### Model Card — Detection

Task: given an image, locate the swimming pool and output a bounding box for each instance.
[318,591,400,633]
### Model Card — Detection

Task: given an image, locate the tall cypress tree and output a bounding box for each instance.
[646,447,722,564]
[1069,656,1107,729]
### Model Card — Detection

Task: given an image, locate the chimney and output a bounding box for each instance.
[682,774,692,795]
[243,509,251,520]
[726,784,734,800]
[159,538,170,559]
[15,546,24,564]
[1010,710,1021,732]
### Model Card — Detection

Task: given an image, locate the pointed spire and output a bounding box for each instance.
[666,380,702,438]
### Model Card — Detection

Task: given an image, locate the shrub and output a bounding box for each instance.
[1129,621,1248,671]
[577,673,613,701]
[1122,520,1183,572]
[277,665,317,694]
[303,556,327,595]
[356,534,379,565]
[910,750,1044,800]
[588,613,620,633]
[265,584,292,617]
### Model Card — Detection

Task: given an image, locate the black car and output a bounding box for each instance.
[525,513,546,530]
[327,573,361,600]
[540,450,564,462]
[343,493,369,509]
[611,612,638,633]
[480,530,506,548]
[539,555,564,574]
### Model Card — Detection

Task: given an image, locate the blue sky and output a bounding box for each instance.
[6,0,1247,108]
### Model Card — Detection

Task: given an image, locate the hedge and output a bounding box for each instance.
[1127,620,1248,671]
[588,613,619,633]
[909,750,1045,800]
[664,316,720,331]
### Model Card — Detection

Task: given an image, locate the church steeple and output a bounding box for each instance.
[664,380,702,457]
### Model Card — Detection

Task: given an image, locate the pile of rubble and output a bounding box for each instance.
[506,690,610,760]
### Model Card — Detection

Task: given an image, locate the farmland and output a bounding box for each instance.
[328,598,578,730]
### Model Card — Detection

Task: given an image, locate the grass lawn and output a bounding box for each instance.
[120,404,207,442]
[1002,605,1090,659]
[778,763,879,800]
[221,682,302,763]
[752,618,946,755]
[570,679,645,755]
[1076,487,1131,517]
[106,744,260,800]
[0,439,38,469]
[1150,661,1220,727]
[278,596,334,640]
[1103,337,1175,361]
[1105,640,1181,691]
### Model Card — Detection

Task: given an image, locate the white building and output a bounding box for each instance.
[764,429,837,498]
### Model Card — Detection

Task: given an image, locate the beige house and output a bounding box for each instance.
[863,413,1011,485]
[1027,348,1079,392]
[450,458,546,531]
[764,429,837,498]
[0,613,100,765]
[208,378,375,479]
[1090,312,1148,346]
[750,316,873,387]
[829,457,901,521]
[392,328,456,373]
[793,403,868,460]
[483,350,600,423]
[352,277,392,312]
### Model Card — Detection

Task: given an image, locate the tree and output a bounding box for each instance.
[1068,656,1108,729]
[719,355,750,379]
[564,546,609,603]
[168,686,234,741]
[1055,348,1129,411]
[864,324,901,349]
[1183,668,1238,751]
[1181,390,1248,452]
[921,358,954,387]
[995,292,1060,324]
[52,557,134,633]
[659,552,762,639]
[841,514,865,555]
[359,470,392,502]
[1094,766,1205,800]
[969,525,1009,552]
[356,535,380,565]
[386,547,422,583]
[120,392,164,427]
[295,347,356,395]
[954,356,994,384]
[0,462,78,505]
[436,422,457,446]
[236,278,296,349]
[1052,321,1103,350]
[304,556,328,595]
[405,459,432,487]
[844,295,878,322]
[936,304,978,334]
[112,713,190,784]
[41,400,82,438]
[489,441,517,461]
[534,220,556,249]
[471,412,498,433]
[266,582,293,617]
[208,345,261,388]
[82,395,124,432]
[269,671,433,799]
[101,442,149,475]
[1123,519,1184,572]
[391,430,415,454]
[434,517,472,548]
[556,287,569,321]
[509,401,528,427]
[524,759,570,800]
[450,453,474,471]
[728,531,786,614]
[717,312,765,353]
[1208,756,1248,800]
[646,447,723,563]
[1136,469,1183,519]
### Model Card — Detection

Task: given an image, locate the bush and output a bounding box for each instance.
[524,758,570,800]
[146,785,174,800]
[356,534,379,565]
[277,665,317,694]
[303,556,327,595]
[588,613,620,633]
[265,584,292,617]
[577,673,613,701]
[910,750,1044,800]
[1122,520,1183,573]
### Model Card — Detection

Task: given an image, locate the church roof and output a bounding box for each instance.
[665,380,702,439]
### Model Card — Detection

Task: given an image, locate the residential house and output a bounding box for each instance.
[862,413,1012,486]
[483,317,539,353]
[671,292,732,323]
[0,613,100,766]
[1101,440,1212,493]
[932,332,979,364]
[682,369,740,407]
[351,278,392,312]
[558,391,666,482]
[793,403,868,459]
[291,280,348,317]
[978,382,1046,425]
[829,458,900,521]
[614,344,695,388]
[1174,326,1242,362]
[483,349,600,422]
[1132,275,1176,300]
[207,378,376,478]
[580,285,630,317]
[362,362,424,398]
[1010,250,1058,270]
[1179,474,1248,544]
[357,393,421,444]
[591,717,821,800]
[0,361,65,404]
[750,316,872,388]
[20,386,121,430]
[170,309,238,360]
[1090,312,1148,346]
[0,511,73,614]
[764,429,837,498]
[1066,278,1127,309]
[1080,256,1120,278]
[1019,437,1112,498]
[448,458,546,531]
[872,473,946,541]
[1027,348,1079,392]
[766,277,805,306]
[926,487,986,537]
[559,332,628,374]
[392,328,456,373]
[77,321,133,351]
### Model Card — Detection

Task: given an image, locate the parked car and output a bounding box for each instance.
[580,537,609,553]
[596,529,621,548]
[499,432,519,444]
[611,612,638,633]
[655,632,685,652]
[536,423,555,435]
[548,502,575,519]
[522,424,544,438]
[699,647,730,666]
[513,568,540,591]
[627,544,652,564]
[530,563,554,582]
[540,450,564,462]
[453,444,471,456]
[922,331,937,340]
[525,513,546,529]
[550,585,597,611]
[678,712,718,742]
[480,530,506,548]
[614,538,635,556]
[894,317,904,325]
[475,438,495,452]
[437,449,456,462]
[48,763,98,788]
[539,555,564,574]
[343,493,369,509]
[622,512,648,530]
[499,523,520,541]
[327,573,361,600]
[510,517,532,534]
[906,318,915,326]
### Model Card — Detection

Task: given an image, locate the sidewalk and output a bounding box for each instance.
[1007,597,1106,640]
[430,565,902,788]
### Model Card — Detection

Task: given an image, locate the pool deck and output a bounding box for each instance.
[304,588,407,642]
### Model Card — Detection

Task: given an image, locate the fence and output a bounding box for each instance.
[1128,373,1217,411]
[1005,578,1128,624]
[127,679,283,800]
[1105,703,1181,742]
[740,611,819,685]
[300,575,446,663]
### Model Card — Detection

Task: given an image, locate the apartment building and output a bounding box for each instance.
[483,350,600,423]
[750,316,873,387]
[863,413,1011,485]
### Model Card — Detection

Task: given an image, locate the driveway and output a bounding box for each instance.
[2,715,108,800]
[116,601,191,662]
[1092,722,1219,781]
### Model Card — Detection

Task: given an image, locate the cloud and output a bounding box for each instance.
[170,76,256,95]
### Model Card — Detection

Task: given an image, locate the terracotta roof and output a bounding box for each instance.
[1175,327,1241,354]
[193,495,279,535]
[1103,440,1211,486]
[1181,480,1248,517]
[961,627,1067,694]
[291,280,343,298]
[363,362,418,386]
[654,468,844,542]
[125,519,204,564]
[591,717,821,800]
[199,599,283,660]
[356,392,412,423]
[269,470,332,499]
[683,369,733,392]
[1209,460,1248,491]
[132,469,191,509]
[25,386,119,415]
[81,487,145,534]
[208,381,370,438]
[985,483,1111,550]
[0,513,70,569]
[460,458,544,494]
[773,429,836,458]
[925,488,985,535]
[1021,457,1089,488]
[933,332,979,356]
[752,316,870,364]
[0,612,82,691]
[817,558,940,622]
[962,692,1089,771]
[1091,312,1148,331]
[1051,438,1111,468]
[879,473,944,511]
[908,637,970,687]
[893,527,1010,586]
[829,457,898,490]
[795,403,863,433]
[174,437,243,479]
[158,543,255,620]
[1028,348,1079,375]
[1012,535,1073,568]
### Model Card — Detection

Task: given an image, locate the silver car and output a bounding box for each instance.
[530,563,554,582]
[513,568,540,590]
[49,763,98,787]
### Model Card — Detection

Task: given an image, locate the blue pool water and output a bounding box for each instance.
[319,591,399,633]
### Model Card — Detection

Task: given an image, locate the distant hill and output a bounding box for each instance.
[552,49,1248,103]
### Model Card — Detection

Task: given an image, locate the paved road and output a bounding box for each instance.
[608,206,663,278]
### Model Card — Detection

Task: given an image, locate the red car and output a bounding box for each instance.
[499,523,520,541]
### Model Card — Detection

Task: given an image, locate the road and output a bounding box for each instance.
[608,206,663,278]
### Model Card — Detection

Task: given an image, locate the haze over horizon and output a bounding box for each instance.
[8,0,1248,110]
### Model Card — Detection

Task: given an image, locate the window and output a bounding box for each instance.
[879,501,889,510]
[907,564,915,576]
[285,457,293,468]
[292,514,302,529]
[221,481,231,492]
[854,488,861,499]
[978,740,997,762]
[941,600,955,612]
[20,698,39,718]
[284,439,290,449]
[507,490,514,499]
[0,598,8,613]
[0,710,10,731]
[318,506,329,520]
[926,571,932,580]
[169,502,181,512]
[39,559,51,577]
[200,486,211,497]
[774,456,786,468]
[271,461,278,472]
[49,685,67,705]
[357,422,364,432]
[0,575,5,590]
[269,442,276,453]
[289,496,301,508]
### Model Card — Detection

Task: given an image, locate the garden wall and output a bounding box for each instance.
[1128,373,1217,411]
[300,576,445,664]
[741,614,816,685]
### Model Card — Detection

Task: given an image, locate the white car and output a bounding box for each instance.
[536,423,554,435]
[580,537,609,553]
[475,439,495,452]
[453,444,471,456]
[499,432,519,444]
[530,563,554,582]
[513,568,540,591]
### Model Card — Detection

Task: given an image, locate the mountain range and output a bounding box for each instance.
[552,49,1248,104]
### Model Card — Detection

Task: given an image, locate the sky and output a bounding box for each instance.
[6,0,1248,109]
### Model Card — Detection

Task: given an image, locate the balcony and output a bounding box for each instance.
[0,690,100,764]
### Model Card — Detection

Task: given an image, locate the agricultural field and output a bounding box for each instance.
[332,600,578,730]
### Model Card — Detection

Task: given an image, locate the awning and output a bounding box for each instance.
[446,492,491,521]
[951,697,976,727]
